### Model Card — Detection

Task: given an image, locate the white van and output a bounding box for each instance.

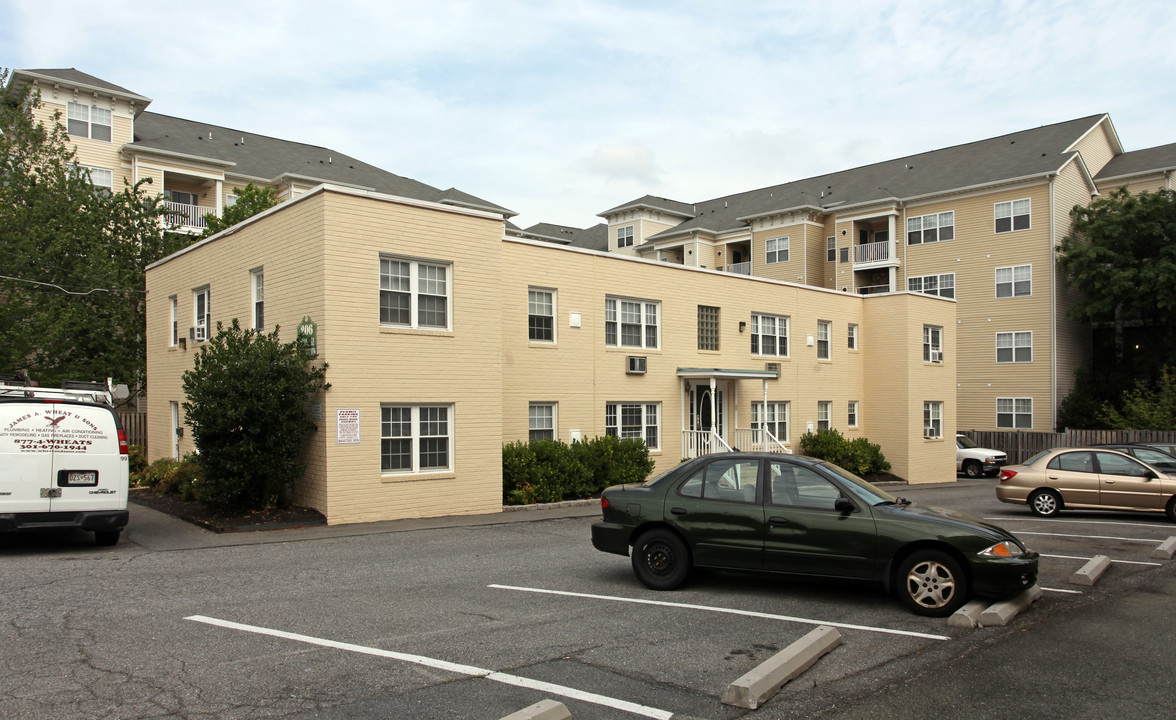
[0,378,130,545]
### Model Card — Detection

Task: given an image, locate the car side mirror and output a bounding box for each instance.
[835,497,856,514]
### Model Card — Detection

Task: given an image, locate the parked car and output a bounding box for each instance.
[591,453,1038,617]
[1135,442,1176,458]
[0,378,130,545]
[956,434,1007,478]
[996,447,1176,522]
[1094,444,1176,473]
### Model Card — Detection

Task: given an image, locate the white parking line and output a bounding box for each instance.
[1014,531,1160,543]
[1039,553,1162,567]
[186,615,673,720]
[986,517,1170,530]
[489,584,950,641]
[1040,587,1084,594]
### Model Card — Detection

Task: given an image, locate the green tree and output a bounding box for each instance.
[1059,188,1176,366]
[1100,366,1176,431]
[181,319,329,512]
[200,182,279,238]
[0,68,189,393]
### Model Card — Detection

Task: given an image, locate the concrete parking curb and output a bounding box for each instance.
[978,585,1043,627]
[947,599,988,628]
[1152,536,1176,560]
[1069,555,1111,586]
[721,625,842,710]
[498,699,571,720]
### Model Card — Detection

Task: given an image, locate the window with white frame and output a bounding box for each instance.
[751,313,789,356]
[528,288,554,342]
[168,296,177,346]
[193,287,210,342]
[67,101,112,142]
[827,236,836,262]
[381,404,453,473]
[848,323,858,350]
[924,325,943,363]
[924,401,943,438]
[996,331,1032,363]
[617,225,634,248]
[908,273,955,298]
[817,401,831,431]
[605,402,660,449]
[529,403,556,441]
[605,297,659,349]
[995,199,1031,233]
[752,401,789,443]
[907,211,955,245]
[817,320,831,360]
[848,401,859,427]
[996,265,1031,298]
[766,236,789,264]
[251,269,264,330]
[84,166,113,195]
[997,397,1033,429]
[698,305,720,351]
[380,257,450,329]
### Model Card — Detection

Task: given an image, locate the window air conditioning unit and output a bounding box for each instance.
[930,350,942,363]
[765,362,781,374]
[626,356,647,375]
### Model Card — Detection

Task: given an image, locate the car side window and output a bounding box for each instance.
[1094,452,1152,478]
[769,462,841,510]
[1048,452,1094,473]
[678,458,759,503]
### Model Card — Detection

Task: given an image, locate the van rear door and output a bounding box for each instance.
[0,402,54,513]
[46,403,128,514]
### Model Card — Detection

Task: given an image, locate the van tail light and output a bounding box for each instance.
[118,429,129,455]
[999,469,1017,483]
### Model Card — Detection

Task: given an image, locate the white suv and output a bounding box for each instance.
[956,434,1007,478]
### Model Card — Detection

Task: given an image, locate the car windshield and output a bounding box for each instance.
[818,461,897,505]
[957,435,978,449]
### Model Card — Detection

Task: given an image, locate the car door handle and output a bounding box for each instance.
[670,507,687,515]
[1104,479,1116,485]
[1047,475,1058,480]
[768,516,789,526]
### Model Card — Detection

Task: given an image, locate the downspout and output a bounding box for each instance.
[1049,174,1057,432]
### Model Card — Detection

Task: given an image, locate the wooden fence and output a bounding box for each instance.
[962,429,1176,465]
[118,410,147,454]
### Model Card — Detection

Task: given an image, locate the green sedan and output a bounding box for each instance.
[591,453,1039,617]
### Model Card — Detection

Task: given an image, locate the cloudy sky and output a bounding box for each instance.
[4,1,1174,229]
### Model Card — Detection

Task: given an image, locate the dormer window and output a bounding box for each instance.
[67,102,112,142]
[617,225,634,249]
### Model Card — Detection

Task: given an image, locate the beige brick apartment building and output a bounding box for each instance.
[8,68,1175,523]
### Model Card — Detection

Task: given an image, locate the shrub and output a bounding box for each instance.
[127,445,148,483]
[799,429,891,477]
[136,455,204,500]
[503,435,654,505]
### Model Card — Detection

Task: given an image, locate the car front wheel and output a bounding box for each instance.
[962,460,983,478]
[1029,489,1062,518]
[631,529,691,590]
[897,550,968,617]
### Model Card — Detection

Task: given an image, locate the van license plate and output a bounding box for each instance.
[62,471,98,486]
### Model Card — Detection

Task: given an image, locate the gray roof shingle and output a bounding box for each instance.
[1095,142,1176,182]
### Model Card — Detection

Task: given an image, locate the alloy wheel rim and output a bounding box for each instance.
[906,560,956,608]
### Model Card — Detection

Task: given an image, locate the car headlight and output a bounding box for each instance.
[978,540,1023,558]
[985,456,999,463]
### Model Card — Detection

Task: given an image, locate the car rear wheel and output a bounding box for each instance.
[1029,489,1062,518]
[962,460,983,478]
[631,529,691,590]
[897,550,968,617]
[94,529,120,547]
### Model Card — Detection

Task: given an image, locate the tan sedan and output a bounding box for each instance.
[996,447,1176,522]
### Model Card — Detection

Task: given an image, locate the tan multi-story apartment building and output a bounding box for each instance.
[9,67,1174,524]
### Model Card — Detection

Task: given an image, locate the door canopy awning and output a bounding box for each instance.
[676,367,778,380]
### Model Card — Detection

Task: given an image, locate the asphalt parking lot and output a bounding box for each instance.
[2,477,1173,720]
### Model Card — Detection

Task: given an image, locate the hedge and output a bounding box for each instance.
[798,428,891,477]
[503,435,655,505]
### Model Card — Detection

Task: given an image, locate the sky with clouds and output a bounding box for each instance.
[4,0,1174,229]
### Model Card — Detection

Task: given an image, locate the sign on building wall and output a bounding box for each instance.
[298,316,318,357]
[336,408,361,444]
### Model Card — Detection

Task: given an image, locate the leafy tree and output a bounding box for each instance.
[1100,366,1176,431]
[181,319,329,512]
[200,182,279,238]
[1059,188,1176,368]
[0,68,189,393]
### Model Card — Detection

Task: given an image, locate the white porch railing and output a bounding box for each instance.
[857,284,891,295]
[725,261,752,275]
[682,428,791,458]
[854,241,890,264]
[162,200,216,229]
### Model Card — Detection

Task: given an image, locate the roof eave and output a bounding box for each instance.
[122,143,236,169]
[14,69,153,106]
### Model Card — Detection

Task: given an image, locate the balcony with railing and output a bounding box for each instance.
[162,200,216,230]
[857,284,891,295]
[725,261,752,275]
[681,428,790,459]
[854,240,891,265]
